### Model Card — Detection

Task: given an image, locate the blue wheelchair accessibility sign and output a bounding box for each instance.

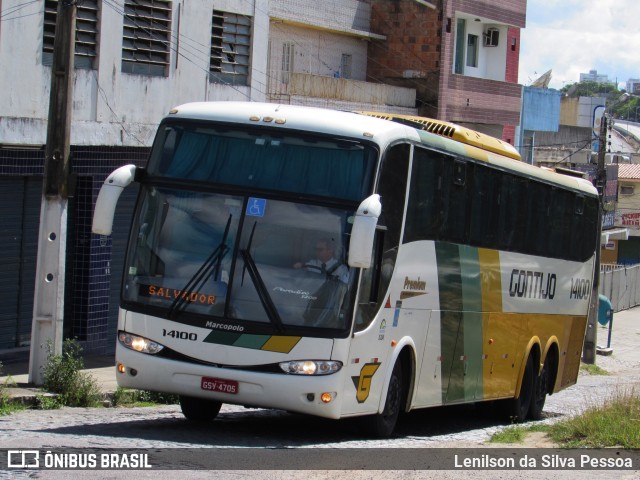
[246,197,266,217]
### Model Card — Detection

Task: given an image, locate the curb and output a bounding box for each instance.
[2,388,117,408]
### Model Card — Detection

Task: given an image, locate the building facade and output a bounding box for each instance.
[580,69,615,85]
[615,164,640,264]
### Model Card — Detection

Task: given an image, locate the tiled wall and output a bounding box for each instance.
[0,146,149,354]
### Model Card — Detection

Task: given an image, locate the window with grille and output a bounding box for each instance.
[340,54,352,79]
[281,42,294,84]
[210,10,251,85]
[122,0,172,77]
[42,0,99,69]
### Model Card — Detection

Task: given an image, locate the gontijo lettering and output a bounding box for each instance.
[509,269,556,299]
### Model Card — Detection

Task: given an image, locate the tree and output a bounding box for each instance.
[561,80,620,97]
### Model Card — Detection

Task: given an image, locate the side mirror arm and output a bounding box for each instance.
[92,164,137,236]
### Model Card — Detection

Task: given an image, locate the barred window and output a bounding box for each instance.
[281,42,294,84]
[43,0,99,69]
[340,54,352,79]
[122,0,172,77]
[210,10,251,85]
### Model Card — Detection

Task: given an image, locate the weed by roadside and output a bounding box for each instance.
[490,386,640,448]
[580,363,609,375]
[0,362,26,416]
[547,387,640,448]
[490,422,549,444]
[111,387,179,407]
[40,339,102,408]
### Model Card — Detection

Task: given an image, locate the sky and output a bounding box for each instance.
[519,0,640,90]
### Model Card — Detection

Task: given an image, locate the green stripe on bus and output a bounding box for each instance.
[233,334,272,350]
[203,330,242,346]
[203,331,301,353]
[435,242,465,404]
[459,245,483,401]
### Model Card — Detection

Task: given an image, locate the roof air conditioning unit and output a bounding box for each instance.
[484,28,499,47]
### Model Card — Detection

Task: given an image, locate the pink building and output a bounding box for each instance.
[367,0,526,146]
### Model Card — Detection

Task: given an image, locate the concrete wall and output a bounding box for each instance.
[522,87,561,132]
[268,22,369,82]
[560,96,606,128]
[270,0,372,34]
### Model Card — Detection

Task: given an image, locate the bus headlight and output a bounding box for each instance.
[118,332,164,355]
[279,360,342,375]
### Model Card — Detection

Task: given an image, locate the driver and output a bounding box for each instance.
[293,238,349,284]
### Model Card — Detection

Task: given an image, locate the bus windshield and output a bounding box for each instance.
[147,121,375,202]
[123,122,377,334]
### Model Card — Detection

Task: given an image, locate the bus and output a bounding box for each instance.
[93,102,599,437]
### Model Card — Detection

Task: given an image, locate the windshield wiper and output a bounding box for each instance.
[168,214,232,319]
[240,221,285,334]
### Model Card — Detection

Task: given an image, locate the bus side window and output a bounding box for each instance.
[404,147,444,243]
[355,143,409,332]
[441,159,470,243]
[498,174,526,251]
[469,164,499,247]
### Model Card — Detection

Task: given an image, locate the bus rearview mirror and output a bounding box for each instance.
[348,194,381,269]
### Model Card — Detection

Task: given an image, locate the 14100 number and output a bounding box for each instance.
[162,329,197,341]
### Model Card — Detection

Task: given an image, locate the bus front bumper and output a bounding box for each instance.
[115,343,345,419]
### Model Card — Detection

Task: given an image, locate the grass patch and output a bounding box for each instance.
[490,424,527,443]
[491,387,640,448]
[546,388,640,448]
[490,423,550,444]
[41,339,103,408]
[580,363,609,375]
[0,363,26,416]
[34,393,64,410]
[112,387,179,407]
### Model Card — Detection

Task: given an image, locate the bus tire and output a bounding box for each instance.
[179,395,222,422]
[529,360,550,420]
[368,360,404,438]
[509,355,534,422]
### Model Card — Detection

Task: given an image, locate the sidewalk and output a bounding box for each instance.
[0,306,638,405]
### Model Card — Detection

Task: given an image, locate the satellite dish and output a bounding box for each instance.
[530,69,552,88]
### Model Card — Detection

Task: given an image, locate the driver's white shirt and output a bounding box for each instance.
[304,258,350,284]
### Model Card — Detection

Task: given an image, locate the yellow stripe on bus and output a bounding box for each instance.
[261,335,302,353]
[479,312,586,400]
[478,248,502,312]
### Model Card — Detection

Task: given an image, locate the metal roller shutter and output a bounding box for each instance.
[0,177,41,349]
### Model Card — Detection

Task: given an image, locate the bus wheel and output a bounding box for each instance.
[368,361,403,438]
[529,361,549,420]
[510,355,534,422]
[179,395,222,422]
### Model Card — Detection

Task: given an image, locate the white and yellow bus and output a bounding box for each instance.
[93,102,599,436]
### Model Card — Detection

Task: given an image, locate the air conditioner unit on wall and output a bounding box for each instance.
[484,28,499,47]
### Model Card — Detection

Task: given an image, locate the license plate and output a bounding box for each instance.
[201,376,238,395]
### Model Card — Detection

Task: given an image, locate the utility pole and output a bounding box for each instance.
[29,0,77,384]
[583,112,608,364]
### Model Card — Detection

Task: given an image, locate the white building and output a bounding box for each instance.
[626,79,640,95]
[0,0,415,149]
[579,69,614,85]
